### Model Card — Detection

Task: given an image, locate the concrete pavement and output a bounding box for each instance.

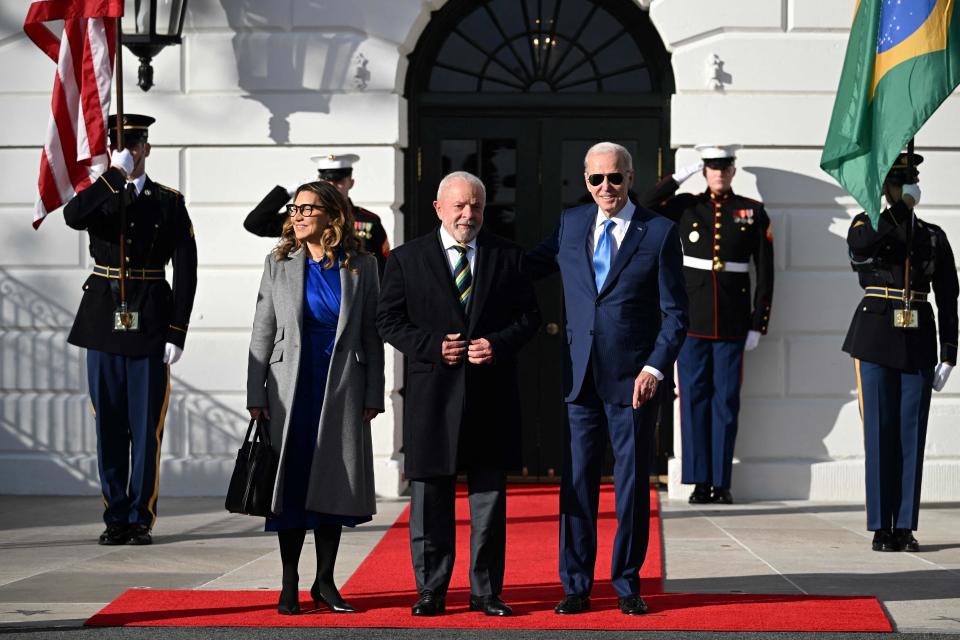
[0,490,958,637]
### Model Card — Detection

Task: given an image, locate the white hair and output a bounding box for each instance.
[436,171,486,201]
[583,142,633,171]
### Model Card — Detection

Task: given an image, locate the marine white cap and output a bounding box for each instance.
[694,144,741,161]
[310,153,360,171]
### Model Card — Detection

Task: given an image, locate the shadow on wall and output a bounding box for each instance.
[734,167,860,499]
[218,1,368,144]
[0,268,248,494]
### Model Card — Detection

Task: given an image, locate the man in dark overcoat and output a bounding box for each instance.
[377,171,540,617]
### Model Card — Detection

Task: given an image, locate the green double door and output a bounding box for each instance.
[413,115,664,480]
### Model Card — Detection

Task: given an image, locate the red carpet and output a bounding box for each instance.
[86,485,892,631]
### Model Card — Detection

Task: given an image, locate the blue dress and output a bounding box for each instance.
[266,255,372,531]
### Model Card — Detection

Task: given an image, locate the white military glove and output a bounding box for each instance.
[901,182,922,208]
[285,183,301,196]
[672,160,704,185]
[744,330,761,351]
[163,342,183,365]
[110,149,134,177]
[933,362,953,392]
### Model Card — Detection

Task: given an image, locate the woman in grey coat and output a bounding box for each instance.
[246,181,385,615]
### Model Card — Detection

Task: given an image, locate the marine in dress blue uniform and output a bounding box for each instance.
[640,145,774,504]
[63,114,198,546]
[243,153,390,276]
[842,153,958,552]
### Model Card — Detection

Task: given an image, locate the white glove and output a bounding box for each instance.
[901,182,921,208]
[285,183,301,196]
[933,362,953,392]
[110,149,134,177]
[744,330,761,351]
[163,342,183,365]
[672,160,704,185]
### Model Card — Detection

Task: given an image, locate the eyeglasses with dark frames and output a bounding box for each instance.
[285,203,325,217]
[586,172,625,187]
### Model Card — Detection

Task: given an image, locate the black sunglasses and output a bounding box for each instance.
[586,172,625,187]
[285,203,324,217]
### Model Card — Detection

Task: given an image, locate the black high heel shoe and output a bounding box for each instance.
[311,580,356,613]
[278,582,301,615]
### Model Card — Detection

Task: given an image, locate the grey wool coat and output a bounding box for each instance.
[246,248,384,517]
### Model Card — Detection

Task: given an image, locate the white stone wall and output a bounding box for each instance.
[650,0,960,501]
[1,0,957,502]
[0,0,437,497]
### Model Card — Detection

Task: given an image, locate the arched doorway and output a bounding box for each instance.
[404,0,675,480]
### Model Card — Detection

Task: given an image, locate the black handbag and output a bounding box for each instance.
[225,417,278,517]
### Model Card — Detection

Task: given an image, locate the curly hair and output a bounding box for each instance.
[273,181,362,269]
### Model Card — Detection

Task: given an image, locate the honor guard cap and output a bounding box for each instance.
[885,151,923,185]
[695,143,741,169]
[311,153,360,181]
[107,113,155,145]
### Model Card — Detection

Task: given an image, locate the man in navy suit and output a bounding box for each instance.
[527,142,688,615]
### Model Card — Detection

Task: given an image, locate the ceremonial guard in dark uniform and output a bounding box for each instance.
[641,145,774,504]
[64,114,198,546]
[243,153,390,276]
[843,152,957,552]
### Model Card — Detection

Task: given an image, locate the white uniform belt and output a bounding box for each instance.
[683,255,750,273]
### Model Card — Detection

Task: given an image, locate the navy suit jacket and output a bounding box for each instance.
[528,203,688,406]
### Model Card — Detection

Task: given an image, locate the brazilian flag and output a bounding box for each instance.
[821,0,960,227]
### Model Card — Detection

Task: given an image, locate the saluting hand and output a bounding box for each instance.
[441,333,467,366]
[467,338,495,365]
[632,371,659,409]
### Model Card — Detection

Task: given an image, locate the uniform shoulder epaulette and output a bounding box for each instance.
[156,184,183,197]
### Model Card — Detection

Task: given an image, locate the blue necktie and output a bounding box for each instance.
[593,219,615,291]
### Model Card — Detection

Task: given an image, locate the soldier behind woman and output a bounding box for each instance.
[244,153,390,276]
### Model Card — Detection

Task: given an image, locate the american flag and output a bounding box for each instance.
[24,0,123,229]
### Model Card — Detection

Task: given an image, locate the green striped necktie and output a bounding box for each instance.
[452,243,472,310]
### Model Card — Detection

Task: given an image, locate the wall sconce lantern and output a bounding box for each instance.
[120,0,188,91]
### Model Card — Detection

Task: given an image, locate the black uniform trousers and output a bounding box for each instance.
[87,349,170,528]
[856,359,933,532]
[409,468,506,597]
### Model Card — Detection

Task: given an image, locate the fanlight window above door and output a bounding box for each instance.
[428,0,653,93]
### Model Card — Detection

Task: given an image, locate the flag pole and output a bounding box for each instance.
[114,17,131,329]
[902,137,916,326]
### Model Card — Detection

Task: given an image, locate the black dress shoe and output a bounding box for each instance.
[411,590,445,616]
[894,529,920,552]
[871,529,901,552]
[126,524,152,546]
[554,594,590,614]
[469,594,512,616]
[618,595,649,615]
[711,487,734,504]
[311,580,356,613]
[98,524,128,546]
[688,484,712,504]
[277,582,301,616]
